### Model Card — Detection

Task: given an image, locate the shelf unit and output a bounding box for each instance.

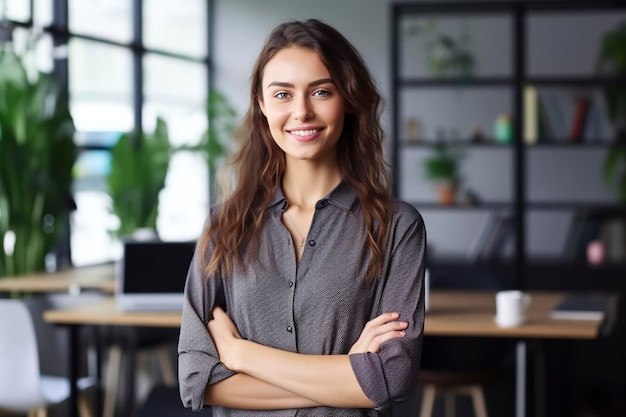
[390,0,626,288]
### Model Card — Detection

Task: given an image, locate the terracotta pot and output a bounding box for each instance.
[436,183,457,206]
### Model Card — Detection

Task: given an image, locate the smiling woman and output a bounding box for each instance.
[178,19,427,417]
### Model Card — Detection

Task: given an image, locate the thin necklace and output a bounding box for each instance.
[284,211,305,248]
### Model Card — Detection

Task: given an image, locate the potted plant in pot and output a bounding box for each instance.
[423,141,465,206]
[596,20,626,204]
[0,45,77,277]
[106,116,172,240]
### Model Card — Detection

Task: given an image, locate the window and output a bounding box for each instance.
[19,0,212,267]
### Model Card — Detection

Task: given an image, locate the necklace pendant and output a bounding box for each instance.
[299,239,304,247]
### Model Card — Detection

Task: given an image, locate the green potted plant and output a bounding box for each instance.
[107,116,172,240]
[596,21,626,204]
[106,91,237,239]
[0,46,77,277]
[423,141,465,205]
[406,20,474,80]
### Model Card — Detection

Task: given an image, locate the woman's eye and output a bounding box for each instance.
[274,92,290,99]
[313,89,331,97]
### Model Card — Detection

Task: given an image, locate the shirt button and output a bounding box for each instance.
[316,200,328,209]
[287,326,293,333]
[308,240,316,247]
[289,281,294,287]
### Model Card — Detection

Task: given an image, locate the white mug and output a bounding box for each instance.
[495,290,531,328]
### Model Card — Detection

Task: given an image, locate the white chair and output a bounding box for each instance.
[0,299,95,417]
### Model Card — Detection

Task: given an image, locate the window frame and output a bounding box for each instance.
[4,0,214,267]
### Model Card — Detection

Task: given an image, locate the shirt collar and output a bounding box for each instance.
[268,180,358,212]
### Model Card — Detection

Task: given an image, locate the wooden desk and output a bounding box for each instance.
[426,291,603,339]
[44,297,180,327]
[44,290,604,336]
[43,290,613,417]
[0,264,115,294]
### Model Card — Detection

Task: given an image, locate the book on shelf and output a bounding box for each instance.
[466,213,496,260]
[537,94,552,141]
[538,90,568,141]
[569,96,591,143]
[536,94,606,143]
[524,85,539,144]
[466,213,514,262]
[582,102,606,143]
[550,292,618,321]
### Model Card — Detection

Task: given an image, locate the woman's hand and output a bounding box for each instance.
[207,306,242,370]
[349,312,408,354]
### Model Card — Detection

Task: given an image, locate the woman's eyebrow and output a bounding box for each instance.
[266,78,335,89]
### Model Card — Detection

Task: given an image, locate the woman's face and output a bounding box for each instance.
[258,47,346,165]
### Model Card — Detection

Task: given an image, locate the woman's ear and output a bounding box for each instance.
[258,98,267,116]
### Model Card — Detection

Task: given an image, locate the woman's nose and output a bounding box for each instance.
[293,96,314,121]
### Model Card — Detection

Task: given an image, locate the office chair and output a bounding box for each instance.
[0,299,96,417]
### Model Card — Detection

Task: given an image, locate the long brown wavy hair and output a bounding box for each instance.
[199,19,392,283]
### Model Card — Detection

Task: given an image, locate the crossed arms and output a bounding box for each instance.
[204,307,409,410]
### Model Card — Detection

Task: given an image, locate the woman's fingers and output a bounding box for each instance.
[208,307,241,347]
[366,329,407,351]
[207,307,243,369]
[211,306,228,321]
[363,312,401,329]
[349,312,409,354]
[366,318,409,337]
[363,321,408,352]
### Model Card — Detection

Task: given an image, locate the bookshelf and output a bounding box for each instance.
[391,0,626,288]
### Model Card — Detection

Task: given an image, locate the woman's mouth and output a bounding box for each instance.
[289,128,323,142]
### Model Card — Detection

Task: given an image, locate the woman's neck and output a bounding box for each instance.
[282,162,342,209]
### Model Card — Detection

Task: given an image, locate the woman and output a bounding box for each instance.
[178,19,426,416]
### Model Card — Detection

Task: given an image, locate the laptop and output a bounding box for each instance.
[115,240,196,311]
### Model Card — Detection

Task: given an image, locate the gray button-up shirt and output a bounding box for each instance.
[178,182,426,416]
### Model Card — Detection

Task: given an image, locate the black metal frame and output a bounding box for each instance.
[390,0,626,289]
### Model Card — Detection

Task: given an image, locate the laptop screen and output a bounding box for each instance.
[121,240,196,294]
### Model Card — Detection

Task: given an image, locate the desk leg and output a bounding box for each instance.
[95,327,103,417]
[516,341,526,417]
[120,327,138,417]
[68,324,80,417]
[127,337,137,417]
[534,340,546,417]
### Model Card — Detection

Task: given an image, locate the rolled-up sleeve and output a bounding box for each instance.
[178,231,236,411]
[349,204,426,412]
